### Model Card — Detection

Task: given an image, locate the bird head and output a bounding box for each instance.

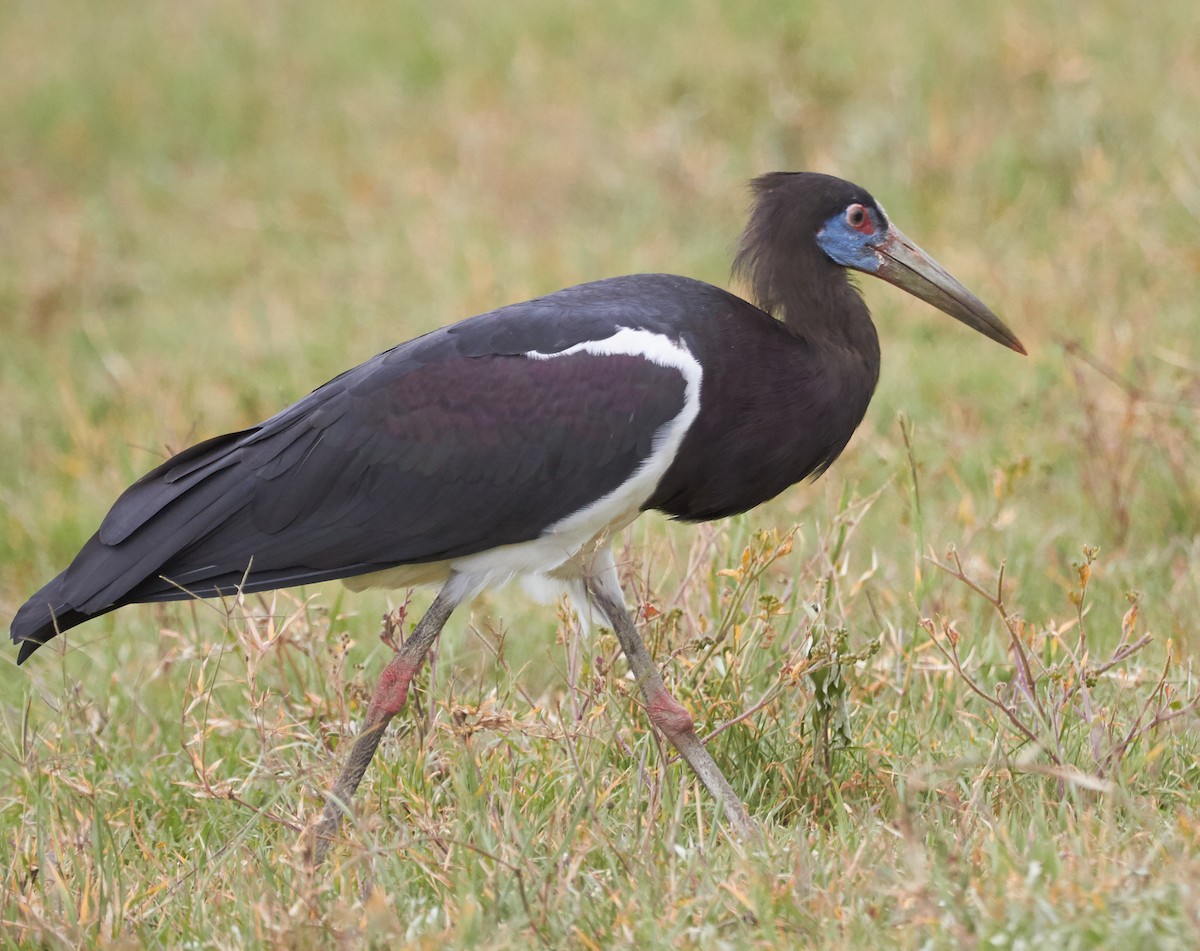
[813,178,1026,354]
[737,172,1026,355]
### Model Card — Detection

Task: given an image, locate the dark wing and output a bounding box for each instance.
[12,285,694,662]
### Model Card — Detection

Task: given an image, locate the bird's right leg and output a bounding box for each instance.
[306,582,462,867]
[584,561,756,839]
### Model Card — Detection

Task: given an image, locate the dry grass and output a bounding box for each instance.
[2,0,1200,947]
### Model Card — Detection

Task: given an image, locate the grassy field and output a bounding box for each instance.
[2,0,1200,946]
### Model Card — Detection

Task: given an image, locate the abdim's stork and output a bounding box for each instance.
[10,173,1024,861]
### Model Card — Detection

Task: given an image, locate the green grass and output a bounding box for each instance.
[2,0,1200,946]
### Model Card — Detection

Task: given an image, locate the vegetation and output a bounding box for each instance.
[2,0,1199,946]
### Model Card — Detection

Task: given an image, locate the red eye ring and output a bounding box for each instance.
[845,203,873,234]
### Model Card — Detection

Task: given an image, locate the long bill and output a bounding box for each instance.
[873,227,1027,355]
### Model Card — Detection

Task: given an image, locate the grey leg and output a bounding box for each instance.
[584,556,755,838]
[307,582,461,867]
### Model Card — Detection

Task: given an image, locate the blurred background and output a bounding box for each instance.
[2,0,1199,945]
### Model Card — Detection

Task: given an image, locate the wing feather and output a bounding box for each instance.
[12,290,693,658]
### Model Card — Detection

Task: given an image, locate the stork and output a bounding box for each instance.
[10,172,1025,862]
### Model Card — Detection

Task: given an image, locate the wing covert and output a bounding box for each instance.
[60,341,690,613]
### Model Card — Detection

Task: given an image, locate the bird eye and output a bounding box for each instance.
[845,203,872,234]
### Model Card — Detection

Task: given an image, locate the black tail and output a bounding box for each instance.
[10,572,117,665]
[9,420,399,664]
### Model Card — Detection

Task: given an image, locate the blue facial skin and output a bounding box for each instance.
[815,210,888,274]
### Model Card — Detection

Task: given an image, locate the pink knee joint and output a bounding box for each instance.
[367,658,420,720]
[646,685,695,740]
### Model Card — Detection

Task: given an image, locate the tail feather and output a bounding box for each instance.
[10,554,387,664]
[10,428,263,664]
[10,572,117,665]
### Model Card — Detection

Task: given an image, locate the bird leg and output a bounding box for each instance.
[585,572,756,839]
[306,583,461,867]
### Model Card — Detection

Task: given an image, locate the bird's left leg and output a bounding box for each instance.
[306,581,463,867]
[584,557,755,838]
